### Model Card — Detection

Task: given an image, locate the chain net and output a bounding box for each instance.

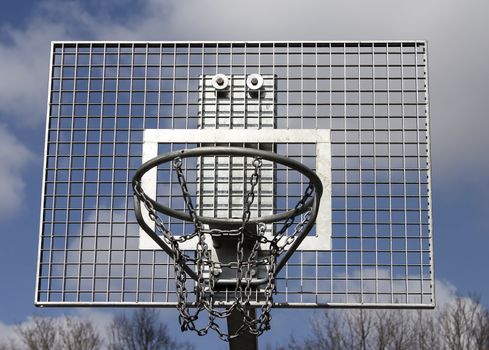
[133,155,314,341]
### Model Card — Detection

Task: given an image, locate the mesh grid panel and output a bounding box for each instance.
[37,41,433,307]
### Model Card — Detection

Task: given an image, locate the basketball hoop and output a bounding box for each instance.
[133,146,323,340]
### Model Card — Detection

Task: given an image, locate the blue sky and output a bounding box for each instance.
[0,0,488,348]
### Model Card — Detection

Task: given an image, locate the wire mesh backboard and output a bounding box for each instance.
[37,41,433,307]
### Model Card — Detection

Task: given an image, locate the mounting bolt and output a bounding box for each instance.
[211,74,229,90]
[246,74,264,91]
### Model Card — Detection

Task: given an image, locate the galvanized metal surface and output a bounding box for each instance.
[36,41,433,308]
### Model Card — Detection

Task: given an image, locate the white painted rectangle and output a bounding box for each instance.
[139,129,332,251]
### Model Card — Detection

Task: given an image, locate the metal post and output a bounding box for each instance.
[227,308,258,350]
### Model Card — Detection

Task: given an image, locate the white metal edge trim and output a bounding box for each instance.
[52,40,427,45]
[35,42,55,304]
[139,129,331,251]
[424,43,435,306]
[143,129,329,144]
[138,142,158,249]
[35,301,435,309]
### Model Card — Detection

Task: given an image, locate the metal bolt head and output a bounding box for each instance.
[246,74,263,91]
[212,74,229,90]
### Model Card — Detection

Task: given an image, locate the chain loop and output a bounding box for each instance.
[133,154,315,341]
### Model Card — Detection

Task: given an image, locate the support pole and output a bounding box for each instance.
[227,308,258,350]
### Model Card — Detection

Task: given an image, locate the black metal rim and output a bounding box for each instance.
[133,146,323,225]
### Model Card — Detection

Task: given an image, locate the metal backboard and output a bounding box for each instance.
[36,41,434,308]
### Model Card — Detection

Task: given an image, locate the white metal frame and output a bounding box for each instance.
[139,129,332,250]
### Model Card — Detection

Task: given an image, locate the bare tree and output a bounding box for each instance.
[412,310,440,350]
[313,310,347,350]
[11,315,102,350]
[374,310,393,350]
[387,309,414,350]
[16,316,59,350]
[58,316,102,350]
[3,310,193,350]
[344,309,374,350]
[440,295,489,350]
[280,310,349,350]
[0,341,16,350]
[274,335,314,350]
[279,294,489,350]
[464,295,489,350]
[108,308,194,350]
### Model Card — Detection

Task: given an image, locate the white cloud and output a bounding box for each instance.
[434,278,458,307]
[76,309,115,335]
[0,0,487,185]
[0,124,34,218]
[0,1,134,126]
[0,321,20,346]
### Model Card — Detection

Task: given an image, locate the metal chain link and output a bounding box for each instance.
[133,155,315,341]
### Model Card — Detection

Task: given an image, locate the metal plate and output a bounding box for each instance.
[36,41,433,307]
